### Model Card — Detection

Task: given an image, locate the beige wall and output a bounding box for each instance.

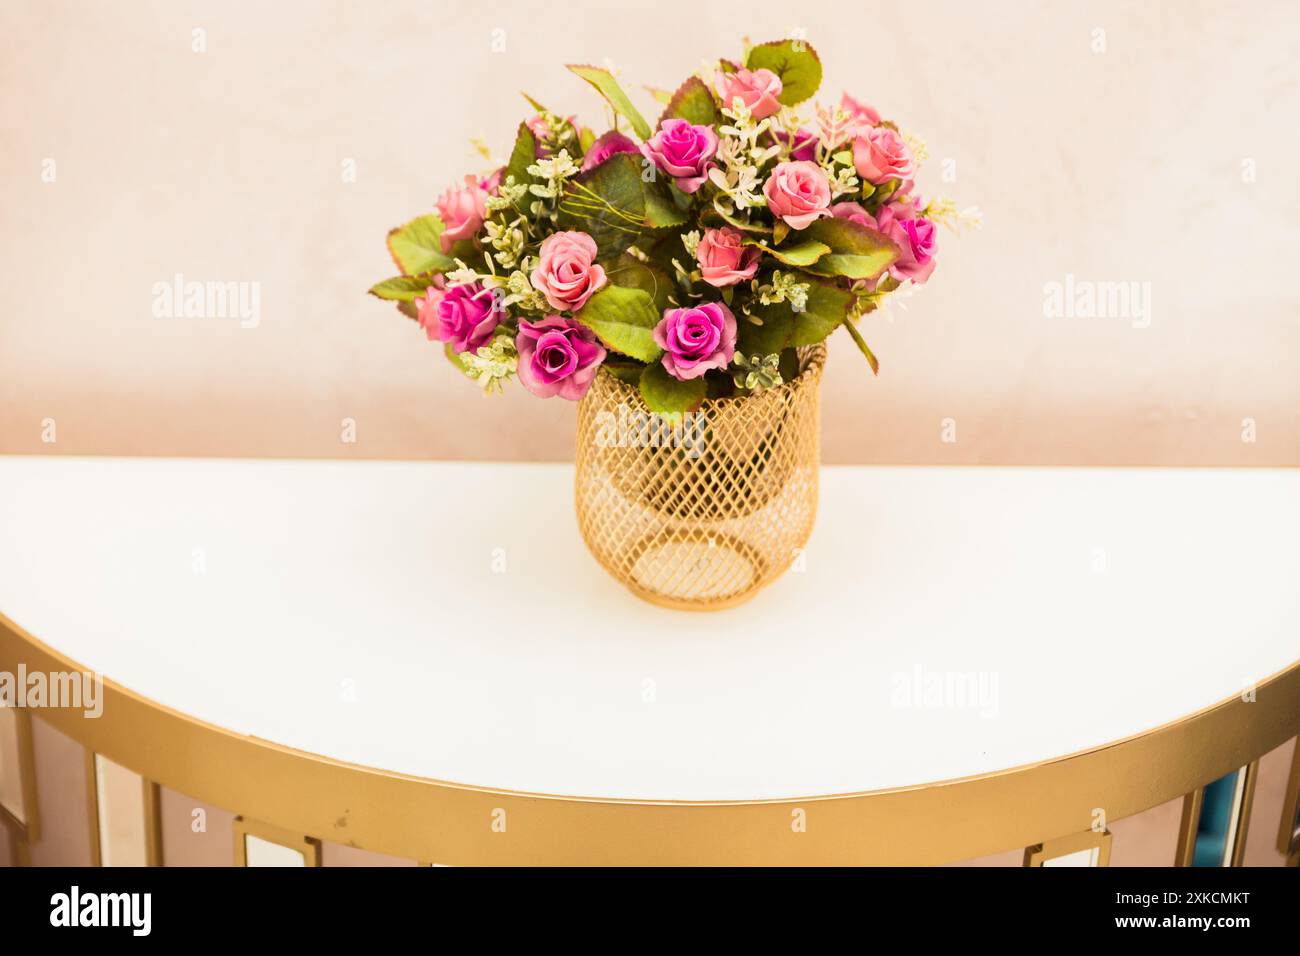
[1,0,1296,465]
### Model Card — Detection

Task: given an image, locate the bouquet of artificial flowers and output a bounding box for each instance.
[370,39,973,413]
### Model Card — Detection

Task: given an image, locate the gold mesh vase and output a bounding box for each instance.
[575,346,824,610]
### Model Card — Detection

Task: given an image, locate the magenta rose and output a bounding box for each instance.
[864,201,937,284]
[774,127,818,162]
[853,126,914,186]
[478,167,504,194]
[434,175,488,252]
[515,315,606,400]
[763,160,832,230]
[530,231,608,312]
[641,118,718,194]
[716,67,783,119]
[696,227,761,288]
[892,218,937,283]
[581,130,640,172]
[653,302,738,381]
[416,280,501,353]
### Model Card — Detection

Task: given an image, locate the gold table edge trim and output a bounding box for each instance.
[2,610,1297,865]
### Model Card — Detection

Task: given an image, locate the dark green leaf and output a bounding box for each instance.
[575,284,663,362]
[558,153,686,256]
[608,254,674,312]
[639,362,707,413]
[659,75,721,128]
[603,361,646,385]
[801,217,898,280]
[738,306,795,355]
[505,122,538,191]
[790,278,854,346]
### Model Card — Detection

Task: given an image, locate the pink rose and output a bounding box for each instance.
[830,201,872,227]
[653,302,737,381]
[530,231,608,312]
[852,126,915,186]
[515,315,606,400]
[416,280,502,353]
[696,227,761,288]
[763,160,832,230]
[434,175,488,252]
[641,118,719,194]
[581,130,640,172]
[526,114,584,156]
[716,67,783,120]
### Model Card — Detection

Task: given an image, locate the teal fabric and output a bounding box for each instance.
[1191,770,1239,867]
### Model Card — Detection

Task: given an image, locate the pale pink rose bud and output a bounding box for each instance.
[840,93,881,128]
[529,231,608,313]
[716,67,784,120]
[434,175,488,252]
[829,201,872,227]
[762,160,832,230]
[852,127,915,186]
[696,227,761,288]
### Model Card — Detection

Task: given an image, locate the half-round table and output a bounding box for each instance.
[1,457,1297,865]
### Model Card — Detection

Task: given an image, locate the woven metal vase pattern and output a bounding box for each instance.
[575,346,824,610]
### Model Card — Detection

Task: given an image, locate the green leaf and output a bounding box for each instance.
[744,39,823,106]
[521,92,549,114]
[790,278,854,347]
[745,238,830,267]
[575,285,663,362]
[639,362,707,413]
[505,122,538,191]
[608,253,674,312]
[603,361,646,385]
[368,275,437,302]
[567,64,652,140]
[558,153,686,256]
[659,76,721,128]
[801,218,898,280]
[386,215,454,275]
[738,307,794,356]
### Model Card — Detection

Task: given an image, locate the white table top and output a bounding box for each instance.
[1,456,1297,802]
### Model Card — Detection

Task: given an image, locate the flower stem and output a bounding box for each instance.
[841,317,879,375]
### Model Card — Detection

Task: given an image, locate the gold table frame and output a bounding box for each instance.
[3,612,1298,866]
